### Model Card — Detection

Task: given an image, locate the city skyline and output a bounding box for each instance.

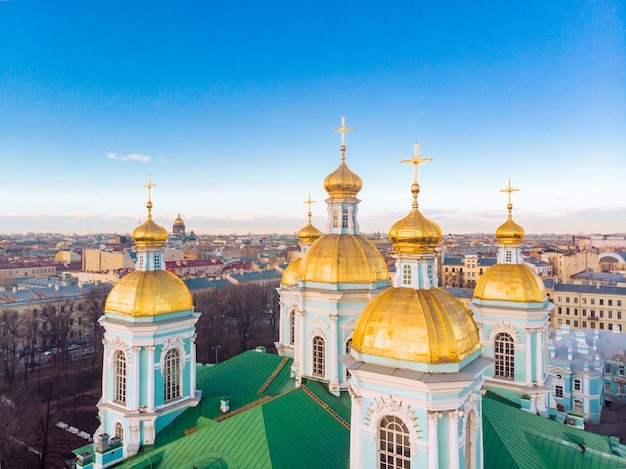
[1,1,624,235]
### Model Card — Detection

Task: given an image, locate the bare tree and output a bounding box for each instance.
[82,285,109,364]
[0,310,25,386]
[40,301,75,370]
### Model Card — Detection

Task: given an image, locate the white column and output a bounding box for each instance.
[101,339,108,403]
[329,314,338,387]
[349,388,362,469]
[298,311,306,378]
[525,329,532,386]
[427,412,442,469]
[449,410,462,469]
[132,346,141,411]
[190,336,197,398]
[535,329,543,386]
[147,345,155,412]
[278,305,286,347]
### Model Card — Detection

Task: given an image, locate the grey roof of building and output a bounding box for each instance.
[478,258,497,266]
[229,270,282,283]
[550,328,626,371]
[0,283,110,307]
[553,283,626,295]
[442,287,475,299]
[570,271,625,283]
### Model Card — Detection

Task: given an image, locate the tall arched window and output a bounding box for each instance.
[494,332,514,379]
[345,338,353,379]
[312,336,325,377]
[163,349,181,402]
[114,350,127,404]
[114,422,124,443]
[333,210,339,228]
[289,312,295,345]
[402,265,412,286]
[379,415,411,469]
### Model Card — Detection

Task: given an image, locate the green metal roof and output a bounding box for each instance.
[483,393,626,469]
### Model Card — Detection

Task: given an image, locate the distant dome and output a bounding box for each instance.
[352,287,480,365]
[474,264,546,303]
[298,234,389,284]
[105,270,193,317]
[173,214,184,226]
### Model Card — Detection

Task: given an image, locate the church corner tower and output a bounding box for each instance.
[470,180,554,416]
[346,143,488,469]
[93,175,201,467]
[276,117,390,395]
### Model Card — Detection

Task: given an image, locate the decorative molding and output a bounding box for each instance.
[342,317,357,331]
[364,395,423,450]
[158,335,186,371]
[488,321,522,344]
[107,337,131,364]
[309,316,329,339]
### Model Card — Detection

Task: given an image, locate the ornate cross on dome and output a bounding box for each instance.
[500,179,519,211]
[143,174,157,218]
[401,142,432,186]
[304,193,316,222]
[333,116,354,161]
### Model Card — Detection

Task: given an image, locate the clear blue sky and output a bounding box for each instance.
[0,1,624,235]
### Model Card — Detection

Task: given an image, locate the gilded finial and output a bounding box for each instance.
[304,193,316,224]
[401,142,432,208]
[500,179,519,219]
[333,116,354,161]
[143,174,157,219]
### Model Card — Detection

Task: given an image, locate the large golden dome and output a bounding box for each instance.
[323,161,363,199]
[388,186,441,254]
[105,270,193,317]
[474,264,546,303]
[133,202,168,248]
[352,287,480,364]
[298,234,389,284]
[281,257,301,286]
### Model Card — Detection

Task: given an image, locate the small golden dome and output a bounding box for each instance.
[133,217,168,248]
[389,189,441,255]
[495,214,524,245]
[323,161,363,198]
[281,257,301,286]
[299,234,389,284]
[105,270,193,317]
[298,222,322,244]
[474,264,546,303]
[173,214,185,226]
[352,287,480,364]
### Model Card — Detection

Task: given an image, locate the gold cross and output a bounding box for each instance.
[401,142,432,185]
[143,173,156,202]
[333,116,354,147]
[304,193,316,222]
[500,179,519,206]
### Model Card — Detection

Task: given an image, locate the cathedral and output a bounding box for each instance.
[71,120,626,469]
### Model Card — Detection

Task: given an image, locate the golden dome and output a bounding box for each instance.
[474,263,546,303]
[352,287,480,364]
[281,257,301,286]
[173,214,185,226]
[298,222,322,244]
[133,202,168,249]
[105,270,193,317]
[389,187,441,255]
[299,234,389,284]
[323,161,363,198]
[495,216,524,245]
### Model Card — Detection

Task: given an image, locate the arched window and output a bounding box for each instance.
[289,312,295,345]
[114,422,124,443]
[379,415,411,469]
[427,264,433,286]
[114,350,127,404]
[402,265,412,286]
[505,250,512,263]
[163,349,181,402]
[342,209,349,228]
[345,338,353,379]
[465,410,478,469]
[312,336,325,377]
[494,332,514,379]
[333,210,339,228]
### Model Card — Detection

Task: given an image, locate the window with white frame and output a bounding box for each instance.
[289,312,295,345]
[505,250,512,263]
[574,379,581,391]
[379,415,411,469]
[427,263,433,285]
[342,209,349,228]
[555,385,564,398]
[345,338,352,379]
[163,349,181,402]
[154,254,161,270]
[494,332,514,379]
[312,336,325,377]
[402,265,412,286]
[606,382,612,392]
[333,210,339,228]
[114,350,127,404]
[114,422,124,442]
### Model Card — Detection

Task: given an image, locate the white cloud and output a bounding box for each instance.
[106,153,151,163]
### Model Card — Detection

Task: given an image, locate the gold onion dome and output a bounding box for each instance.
[298,234,389,284]
[352,287,480,364]
[474,263,546,303]
[132,201,168,248]
[495,212,524,245]
[323,159,363,198]
[389,182,441,254]
[105,270,193,317]
[298,222,322,244]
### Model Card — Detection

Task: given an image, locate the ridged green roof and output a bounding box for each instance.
[483,393,626,469]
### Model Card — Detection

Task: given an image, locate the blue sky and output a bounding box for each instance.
[0,1,624,235]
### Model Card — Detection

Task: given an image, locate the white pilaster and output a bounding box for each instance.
[428,411,442,469]
[525,329,532,386]
[298,310,306,379]
[535,329,543,385]
[147,345,155,412]
[349,388,362,469]
[132,346,141,411]
[101,339,108,403]
[190,336,197,398]
[329,314,338,387]
[449,410,462,469]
